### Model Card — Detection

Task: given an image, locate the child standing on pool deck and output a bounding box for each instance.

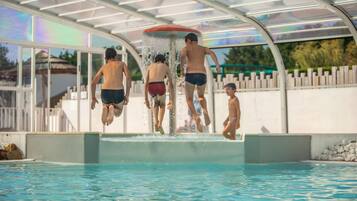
[144,54,173,134]
[223,83,241,140]
[91,48,131,125]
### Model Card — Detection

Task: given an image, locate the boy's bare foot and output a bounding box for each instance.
[203,111,211,126]
[195,116,203,132]
[107,105,115,125]
[158,126,165,135]
[102,106,108,125]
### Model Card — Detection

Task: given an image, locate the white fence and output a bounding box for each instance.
[0,107,74,132]
[1,66,357,133]
[64,66,357,98]
[0,107,16,130]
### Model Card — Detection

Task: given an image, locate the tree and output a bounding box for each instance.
[345,40,357,66]
[0,44,16,69]
[292,40,345,69]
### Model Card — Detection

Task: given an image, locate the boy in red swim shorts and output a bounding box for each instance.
[144,54,173,134]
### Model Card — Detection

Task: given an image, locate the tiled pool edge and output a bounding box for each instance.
[2,133,352,163]
[26,132,99,163]
[20,133,316,164]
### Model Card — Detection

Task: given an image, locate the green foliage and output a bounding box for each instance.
[223,37,357,72]
[224,45,275,67]
[0,44,16,69]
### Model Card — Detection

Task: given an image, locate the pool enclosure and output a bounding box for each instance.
[0,0,356,134]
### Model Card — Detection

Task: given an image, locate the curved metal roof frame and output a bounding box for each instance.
[196,0,289,133]
[0,0,142,68]
[316,0,357,44]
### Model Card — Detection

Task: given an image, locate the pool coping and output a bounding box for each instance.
[0,159,35,164]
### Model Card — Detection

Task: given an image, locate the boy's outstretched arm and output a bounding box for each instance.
[144,68,150,109]
[91,67,103,109]
[123,63,132,105]
[205,48,221,74]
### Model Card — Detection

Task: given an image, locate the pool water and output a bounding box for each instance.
[0,162,356,200]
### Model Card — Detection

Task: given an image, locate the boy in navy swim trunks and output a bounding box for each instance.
[144,54,173,134]
[91,48,131,125]
[180,33,221,132]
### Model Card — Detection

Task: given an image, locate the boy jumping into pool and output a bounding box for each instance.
[91,48,131,125]
[145,54,173,134]
[180,33,221,132]
[223,83,241,140]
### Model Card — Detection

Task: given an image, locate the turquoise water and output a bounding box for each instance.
[0,162,356,200]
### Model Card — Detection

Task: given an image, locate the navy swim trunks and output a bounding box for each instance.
[185,73,207,86]
[101,89,124,104]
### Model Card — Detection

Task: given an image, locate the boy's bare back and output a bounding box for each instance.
[182,45,208,74]
[101,61,124,90]
[147,63,169,82]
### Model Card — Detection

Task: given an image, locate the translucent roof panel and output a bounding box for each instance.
[0,6,32,41]
[8,0,357,49]
[216,0,318,13]
[214,0,356,44]
[338,2,357,19]
[122,0,229,23]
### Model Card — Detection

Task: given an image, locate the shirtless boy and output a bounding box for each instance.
[180,33,221,132]
[145,54,173,134]
[91,48,131,125]
[223,83,241,140]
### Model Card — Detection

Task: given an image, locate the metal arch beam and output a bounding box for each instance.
[92,0,172,25]
[196,0,289,133]
[315,0,357,44]
[0,0,143,74]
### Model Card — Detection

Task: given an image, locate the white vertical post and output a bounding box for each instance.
[77,51,81,131]
[17,46,23,131]
[205,58,215,133]
[122,47,128,133]
[30,15,36,132]
[47,48,51,131]
[87,33,92,132]
[169,36,176,135]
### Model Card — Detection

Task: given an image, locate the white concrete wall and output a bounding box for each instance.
[60,87,357,134]
[288,87,357,133]
[36,74,76,104]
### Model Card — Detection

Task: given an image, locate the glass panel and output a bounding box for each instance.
[0,43,18,87]
[19,91,31,131]
[274,27,351,42]
[0,90,16,131]
[340,3,357,21]
[34,48,50,131]
[217,0,318,13]
[91,35,121,49]
[0,6,32,41]
[22,48,32,87]
[90,53,104,132]
[34,16,88,47]
[49,48,77,132]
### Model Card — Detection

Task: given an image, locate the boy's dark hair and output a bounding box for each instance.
[224,83,237,90]
[105,48,117,60]
[154,54,166,63]
[185,33,198,42]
